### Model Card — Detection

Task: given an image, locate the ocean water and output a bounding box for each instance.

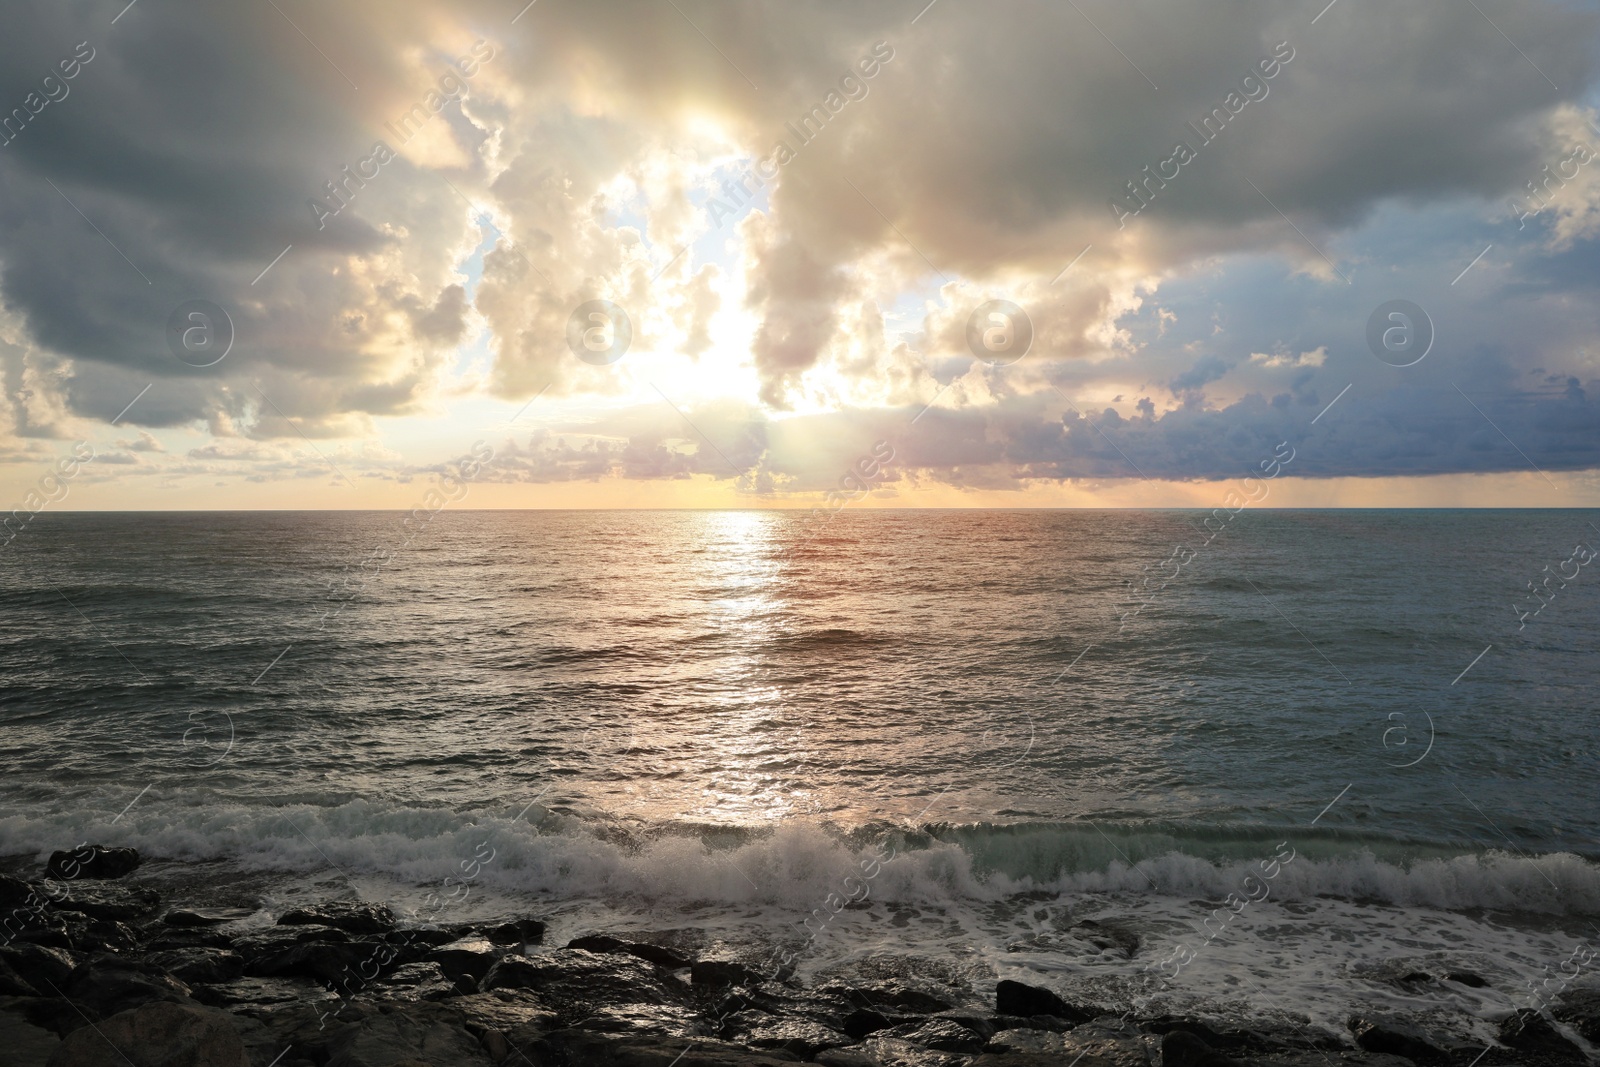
[2,509,1598,1036]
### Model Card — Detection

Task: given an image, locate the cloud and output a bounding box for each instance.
[0,0,1597,495]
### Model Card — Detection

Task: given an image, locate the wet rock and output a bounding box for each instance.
[189,975,335,1013]
[162,907,255,927]
[246,940,381,986]
[482,918,546,946]
[0,956,41,998]
[44,846,141,882]
[1163,1029,1244,1067]
[373,961,456,1002]
[64,956,190,1017]
[278,900,395,935]
[1074,918,1142,959]
[1442,971,1488,988]
[0,997,61,1065]
[977,1020,1156,1067]
[482,949,687,1030]
[844,1007,903,1039]
[824,979,956,1016]
[995,979,1099,1024]
[446,988,559,1050]
[0,874,34,908]
[1497,1009,1586,1061]
[1554,988,1600,1043]
[853,1034,974,1066]
[323,1001,493,1066]
[569,932,692,970]
[47,1000,248,1067]
[527,1030,804,1066]
[428,937,500,987]
[48,883,160,922]
[145,926,236,952]
[233,923,352,957]
[1347,1015,1451,1062]
[738,1018,853,1057]
[0,995,97,1038]
[146,947,244,986]
[693,959,756,988]
[891,1018,989,1053]
[928,1011,998,1039]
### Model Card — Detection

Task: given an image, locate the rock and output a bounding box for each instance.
[1347,1015,1458,1063]
[568,932,692,970]
[526,1030,804,1066]
[995,979,1099,1024]
[929,1011,998,1039]
[976,1020,1156,1067]
[1554,988,1600,1043]
[146,948,244,986]
[44,846,141,882]
[0,997,61,1065]
[189,975,336,1013]
[1442,970,1488,988]
[48,883,161,922]
[1497,1009,1586,1061]
[0,940,83,991]
[483,918,546,946]
[323,1001,494,1067]
[247,940,386,987]
[692,959,756,988]
[278,901,395,935]
[427,937,500,987]
[739,1018,853,1057]
[374,962,456,1001]
[1162,1029,1243,1067]
[46,1000,247,1067]
[827,980,956,1015]
[444,991,556,1036]
[891,1018,989,1053]
[844,1007,901,1039]
[0,956,41,998]
[481,950,689,1032]
[569,933,628,953]
[854,1034,974,1067]
[0,874,34,908]
[233,924,352,957]
[162,907,255,927]
[64,957,190,1018]
[1073,918,1142,959]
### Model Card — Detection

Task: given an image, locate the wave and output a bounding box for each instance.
[3,801,1598,917]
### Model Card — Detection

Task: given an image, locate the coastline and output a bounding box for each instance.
[3,846,1598,1066]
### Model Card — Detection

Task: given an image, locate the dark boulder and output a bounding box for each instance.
[1163,1029,1245,1067]
[44,846,141,881]
[147,948,245,986]
[692,959,756,988]
[427,937,500,986]
[1554,988,1600,1043]
[64,956,191,1017]
[1349,1015,1448,1063]
[995,979,1099,1024]
[888,1018,988,1052]
[842,1008,901,1039]
[49,883,161,922]
[568,933,627,953]
[162,907,255,927]
[277,900,395,935]
[1498,1009,1586,1061]
[46,1000,248,1067]
[0,943,80,994]
[482,918,546,945]
[245,940,381,986]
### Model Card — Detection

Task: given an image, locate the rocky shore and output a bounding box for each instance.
[2,846,1596,1066]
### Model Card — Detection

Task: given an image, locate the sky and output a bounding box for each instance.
[0,0,1598,510]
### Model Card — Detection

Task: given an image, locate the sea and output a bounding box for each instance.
[2,509,1598,1042]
